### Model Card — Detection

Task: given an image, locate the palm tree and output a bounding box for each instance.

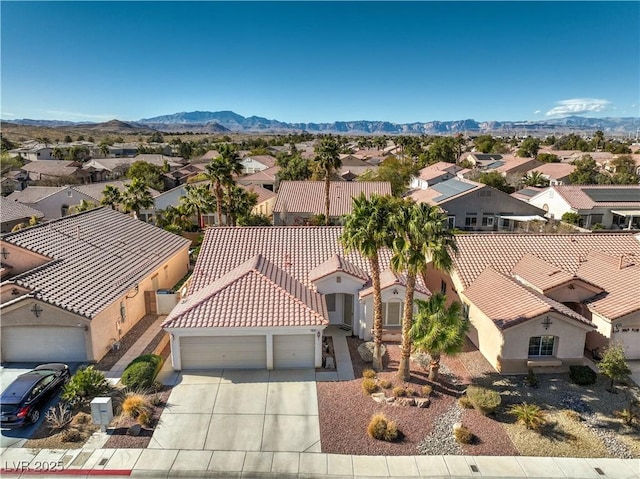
[100,184,122,210]
[411,293,468,381]
[340,193,396,371]
[205,144,242,226]
[122,178,154,220]
[224,185,258,226]
[391,200,458,382]
[522,171,549,187]
[314,136,342,225]
[180,183,214,229]
[52,147,65,160]
[99,143,110,158]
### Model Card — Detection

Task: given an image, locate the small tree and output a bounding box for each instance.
[561,212,582,225]
[598,344,631,393]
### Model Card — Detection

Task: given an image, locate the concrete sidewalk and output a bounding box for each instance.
[0,447,638,478]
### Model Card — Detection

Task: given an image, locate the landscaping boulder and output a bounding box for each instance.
[357,342,386,363]
[415,397,430,408]
[395,397,415,407]
[127,424,142,436]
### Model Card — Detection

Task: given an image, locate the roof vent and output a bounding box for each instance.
[284,253,292,268]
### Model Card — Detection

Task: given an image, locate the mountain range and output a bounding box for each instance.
[5,111,640,135]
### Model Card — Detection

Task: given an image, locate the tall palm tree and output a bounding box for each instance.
[391,200,458,382]
[122,178,154,220]
[205,144,242,226]
[100,184,122,210]
[411,293,468,381]
[180,183,214,229]
[522,170,549,187]
[340,193,396,371]
[224,185,258,226]
[314,136,341,225]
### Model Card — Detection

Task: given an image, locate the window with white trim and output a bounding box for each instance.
[528,335,555,356]
[382,301,403,326]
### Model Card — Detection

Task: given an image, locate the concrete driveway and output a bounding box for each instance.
[148,369,320,453]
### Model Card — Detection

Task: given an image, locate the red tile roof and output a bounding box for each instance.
[511,253,575,292]
[163,254,328,328]
[359,269,431,299]
[463,267,593,330]
[309,254,369,282]
[552,185,640,209]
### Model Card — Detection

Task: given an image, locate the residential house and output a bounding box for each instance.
[409,178,546,231]
[0,208,190,362]
[529,163,575,185]
[10,142,54,162]
[528,185,640,229]
[163,226,429,370]
[21,160,92,184]
[459,153,541,179]
[338,154,376,181]
[409,162,464,190]
[421,233,640,373]
[162,163,207,190]
[83,155,183,182]
[238,166,280,192]
[240,155,277,174]
[1,170,29,195]
[272,181,393,226]
[0,197,44,233]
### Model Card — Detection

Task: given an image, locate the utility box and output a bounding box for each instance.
[90,397,113,432]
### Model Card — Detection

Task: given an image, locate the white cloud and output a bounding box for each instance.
[545,98,611,117]
[42,109,116,121]
[533,110,541,115]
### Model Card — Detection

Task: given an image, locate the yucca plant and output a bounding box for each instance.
[509,402,547,431]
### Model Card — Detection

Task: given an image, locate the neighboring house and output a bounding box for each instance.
[528,185,640,229]
[163,226,429,370]
[338,154,376,181]
[409,178,546,231]
[0,208,190,363]
[529,163,575,185]
[240,155,277,174]
[459,153,541,177]
[510,187,545,203]
[238,166,280,192]
[84,155,183,182]
[198,150,220,162]
[0,197,44,233]
[273,181,393,225]
[409,162,464,190]
[1,171,29,195]
[162,163,207,190]
[10,142,54,161]
[200,184,277,226]
[421,233,640,373]
[21,160,92,184]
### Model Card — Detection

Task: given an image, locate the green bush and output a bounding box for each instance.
[458,396,474,409]
[362,378,378,394]
[367,413,398,441]
[121,354,163,390]
[61,366,111,405]
[569,365,597,385]
[466,386,501,415]
[509,403,547,431]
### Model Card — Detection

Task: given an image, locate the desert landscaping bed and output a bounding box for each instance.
[317,337,640,458]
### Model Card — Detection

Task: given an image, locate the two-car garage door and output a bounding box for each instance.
[179,334,315,370]
[1,326,87,363]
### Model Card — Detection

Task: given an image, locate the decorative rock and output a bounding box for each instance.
[127,424,142,436]
[385,397,396,404]
[452,422,463,431]
[415,397,430,408]
[371,393,387,403]
[395,397,415,407]
[357,342,386,363]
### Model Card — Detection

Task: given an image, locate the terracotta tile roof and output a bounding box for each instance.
[578,250,640,319]
[21,160,85,176]
[552,185,640,209]
[273,181,392,217]
[409,178,483,205]
[239,184,277,204]
[531,163,575,179]
[163,254,328,329]
[511,253,575,292]
[245,155,277,168]
[359,269,430,299]
[1,208,190,318]
[0,197,44,223]
[463,268,593,330]
[239,166,280,182]
[309,254,369,282]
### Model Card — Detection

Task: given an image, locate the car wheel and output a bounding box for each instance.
[29,409,40,424]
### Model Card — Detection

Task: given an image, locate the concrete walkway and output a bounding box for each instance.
[1,447,638,478]
[104,315,166,383]
[317,326,355,382]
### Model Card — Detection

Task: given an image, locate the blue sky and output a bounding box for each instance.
[1,1,638,123]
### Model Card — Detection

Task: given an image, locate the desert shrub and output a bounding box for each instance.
[149,394,164,407]
[362,369,376,379]
[60,428,83,442]
[362,378,378,394]
[421,385,433,397]
[61,366,111,405]
[137,409,152,427]
[509,403,547,431]
[453,424,474,444]
[367,413,398,442]
[392,386,408,398]
[615,402,639,426]
[525,369,538,388]
[458,396,474,409]
[121,354,163,390]
[562,409,582,422]
[379,379,392,389]
[466,386,501,415]
[121,393,151,419]
[569,365,597,385]
[45,404,72,431]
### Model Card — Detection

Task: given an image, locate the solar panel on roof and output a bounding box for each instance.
[431,180,477,202]
[583,188,640,203]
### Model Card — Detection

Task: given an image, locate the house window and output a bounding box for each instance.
[326,293,336,312]
[528,336,555,356]
[447,216,456,229]
[481,215,494,227]
[440,280,447,294]
[382,301,403,326]
[464,216,477,227]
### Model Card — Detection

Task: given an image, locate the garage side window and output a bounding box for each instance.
[528,335,556,357]
[325,293,336,312]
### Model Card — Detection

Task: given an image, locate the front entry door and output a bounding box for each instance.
[343,294,353,327]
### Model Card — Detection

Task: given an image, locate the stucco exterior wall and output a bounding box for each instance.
[529,188,571,220]
[30,188,97,219]
[0,242,50,275]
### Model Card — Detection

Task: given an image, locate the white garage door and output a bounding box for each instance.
[180,335,267,369]
[613,331,640,360]
[1,326,87,363]
[273,334,315,368]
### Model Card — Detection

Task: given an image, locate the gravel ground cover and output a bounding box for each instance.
[95,314,160,371]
